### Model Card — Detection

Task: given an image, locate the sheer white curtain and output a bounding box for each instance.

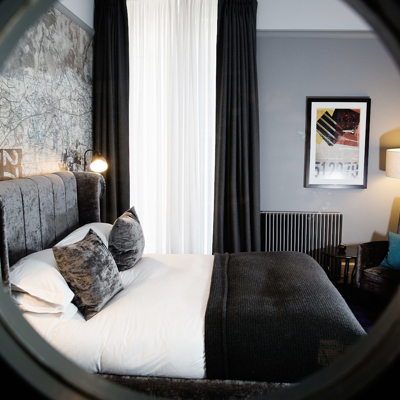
[127,0,217,254]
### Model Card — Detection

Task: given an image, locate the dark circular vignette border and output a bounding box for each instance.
[1,0,400,399]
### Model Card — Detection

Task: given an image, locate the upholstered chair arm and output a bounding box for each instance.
[354,241,388,288]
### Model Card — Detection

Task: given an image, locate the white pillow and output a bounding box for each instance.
[9,248,74,311]
[60,303,79,320]
[9,223,113,317]
[12,292,78,320]
[55,222,113,247]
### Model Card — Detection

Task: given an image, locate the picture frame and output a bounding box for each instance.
[304,96,371,189]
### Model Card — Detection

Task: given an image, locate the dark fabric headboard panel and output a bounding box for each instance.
[73,172,106,226]
[0,171,105,288]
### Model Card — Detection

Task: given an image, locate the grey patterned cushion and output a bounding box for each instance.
[52,229,123,320]
[108,206,145,271]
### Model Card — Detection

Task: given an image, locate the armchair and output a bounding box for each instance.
[355,223,400,299]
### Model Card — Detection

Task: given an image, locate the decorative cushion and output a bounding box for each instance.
[380,231,400,270]
[9,248,74,312]
[52,229,123,320]
[109,206,145,271]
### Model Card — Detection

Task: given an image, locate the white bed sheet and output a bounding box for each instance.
[22,253,214,379]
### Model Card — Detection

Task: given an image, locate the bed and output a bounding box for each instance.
[0,171,366,397]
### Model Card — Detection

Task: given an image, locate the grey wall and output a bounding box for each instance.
[258,31,400,247]
[257,0,371,31]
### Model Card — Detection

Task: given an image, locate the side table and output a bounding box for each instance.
[322,247,358,286]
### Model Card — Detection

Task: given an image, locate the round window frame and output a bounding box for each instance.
[1,0,400,399]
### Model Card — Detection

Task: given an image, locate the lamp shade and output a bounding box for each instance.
[84,149,108,173]
[89,154,108,173]
[386,149,400,178]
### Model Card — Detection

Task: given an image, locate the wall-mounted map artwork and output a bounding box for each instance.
[0,7,93,180]
[304,97,371,189]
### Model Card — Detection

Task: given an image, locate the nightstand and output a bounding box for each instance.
[322,247,358,286]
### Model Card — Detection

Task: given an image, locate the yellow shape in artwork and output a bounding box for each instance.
[316,108,334,145]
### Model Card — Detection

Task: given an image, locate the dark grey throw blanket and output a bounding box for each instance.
[205,252,367,383]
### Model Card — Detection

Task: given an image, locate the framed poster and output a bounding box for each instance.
[304,96,371,189]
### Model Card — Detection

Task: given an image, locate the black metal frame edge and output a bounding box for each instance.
[1,0,400,399]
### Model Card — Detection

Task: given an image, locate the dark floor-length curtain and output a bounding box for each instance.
[93,0,130,224]
[212,0,261,254]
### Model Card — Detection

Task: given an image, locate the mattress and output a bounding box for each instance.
[22,253,214,379]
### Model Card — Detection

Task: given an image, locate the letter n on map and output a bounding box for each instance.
[0,149,22,180]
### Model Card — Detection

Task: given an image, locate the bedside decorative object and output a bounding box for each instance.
[323,247,358,286]
[304,97,371,189]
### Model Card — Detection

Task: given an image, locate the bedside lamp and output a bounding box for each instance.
[386,149,400,179]
[386,148,400,237]
[84,149,108,173]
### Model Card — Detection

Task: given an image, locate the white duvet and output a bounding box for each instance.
[22,253,214,379]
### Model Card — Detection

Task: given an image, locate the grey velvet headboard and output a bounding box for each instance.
[0,171,105,288]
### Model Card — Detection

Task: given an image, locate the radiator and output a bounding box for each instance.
[261,211,343,267]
